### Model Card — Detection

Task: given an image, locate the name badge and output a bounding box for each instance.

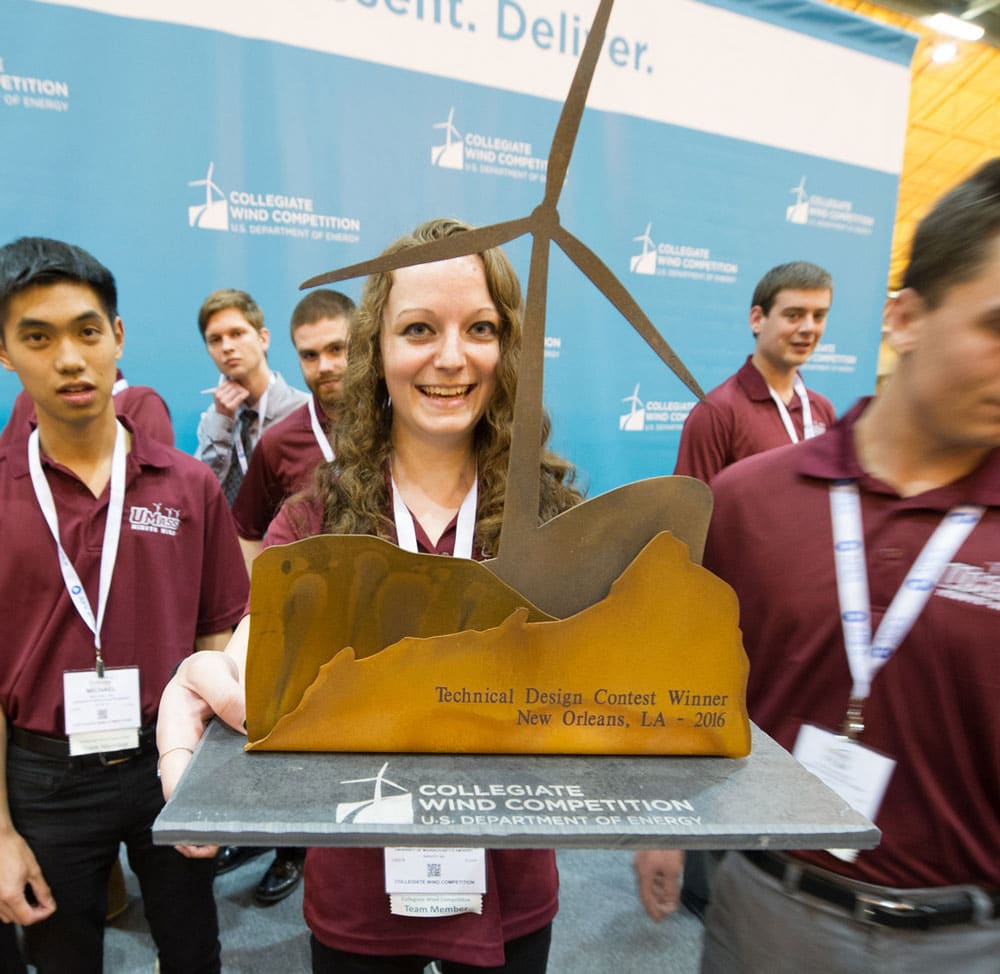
[793,723,896,863]
[63,667,141,756]
[385,847,486,918]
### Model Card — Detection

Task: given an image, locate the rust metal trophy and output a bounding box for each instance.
[243,0,749,759]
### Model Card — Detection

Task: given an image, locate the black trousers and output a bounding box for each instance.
[0,922,26,974]
[310,923,552,974]
[6,743,219,974]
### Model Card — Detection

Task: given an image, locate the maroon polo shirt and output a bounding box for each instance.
[0,419,248,737]
[1,371,175,448]
[232,397,331,541]
[674,356,835,482]
[706,399,1000,889]
[263,497,558,966]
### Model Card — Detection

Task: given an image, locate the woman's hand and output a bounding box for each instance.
[158,622,251,854]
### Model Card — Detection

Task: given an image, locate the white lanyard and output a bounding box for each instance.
[28,422,127,677]
[768,374,816,443]
[231,372,274,473]
[386,472,482,913]
[829,481,983,733]
[308,396,334,463]
[390,472,478,559]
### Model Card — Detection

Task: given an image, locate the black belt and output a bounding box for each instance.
[744,851,1000,930]
[9,725,156,767]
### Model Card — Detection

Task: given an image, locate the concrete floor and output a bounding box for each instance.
[98,848,703,972]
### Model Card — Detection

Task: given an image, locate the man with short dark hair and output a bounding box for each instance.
[0,237,249,973]
[667,260,837,919]
[674,261,835,482]
[233,288,353,559]
[195,288,307,503]
[639,160,1000,972]
[1,375,174,938]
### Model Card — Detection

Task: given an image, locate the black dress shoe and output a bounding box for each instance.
[215,846,268,875]
[253,855,304,905]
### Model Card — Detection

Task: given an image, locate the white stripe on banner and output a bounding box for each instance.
[36,0,912,173]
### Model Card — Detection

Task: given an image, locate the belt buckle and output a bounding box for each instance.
[98,751,133,766]
[853,893,926,928]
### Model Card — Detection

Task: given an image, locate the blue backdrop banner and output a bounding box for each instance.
[1,0,915,494]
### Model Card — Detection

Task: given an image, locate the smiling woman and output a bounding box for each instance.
[381,254,501,498]
[306,216,580,557]
[273,221,579,970]
[158,217,583,973]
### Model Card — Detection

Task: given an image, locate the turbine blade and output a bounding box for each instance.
[300,216,533,289]
[551,225,705,400]
[543,0,614,205]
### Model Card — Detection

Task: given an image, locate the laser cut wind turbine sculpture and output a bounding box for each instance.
[243,0,748,758]
[300,0,710,619]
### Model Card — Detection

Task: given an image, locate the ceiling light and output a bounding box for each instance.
[931,40,960,62]
[924,13,985,41]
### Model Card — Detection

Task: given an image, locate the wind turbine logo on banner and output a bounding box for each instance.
[620,383,646,431]
[188,161,229,231]
[432,107,464,170]
[787,175,810,225]
[630,223,657,275]
[301,0,709,619]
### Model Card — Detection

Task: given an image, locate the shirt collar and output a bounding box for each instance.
[6,414,173,480]
[795,397,1000,508]
[311,394,334,433]
[736,355,800,404]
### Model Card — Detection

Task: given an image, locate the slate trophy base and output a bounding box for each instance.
[153,720,879,851]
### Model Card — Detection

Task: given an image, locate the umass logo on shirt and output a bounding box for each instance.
[935,561,1000,612]
[128,502,180,536]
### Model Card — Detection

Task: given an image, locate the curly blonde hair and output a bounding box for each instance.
[301,217,581,554]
